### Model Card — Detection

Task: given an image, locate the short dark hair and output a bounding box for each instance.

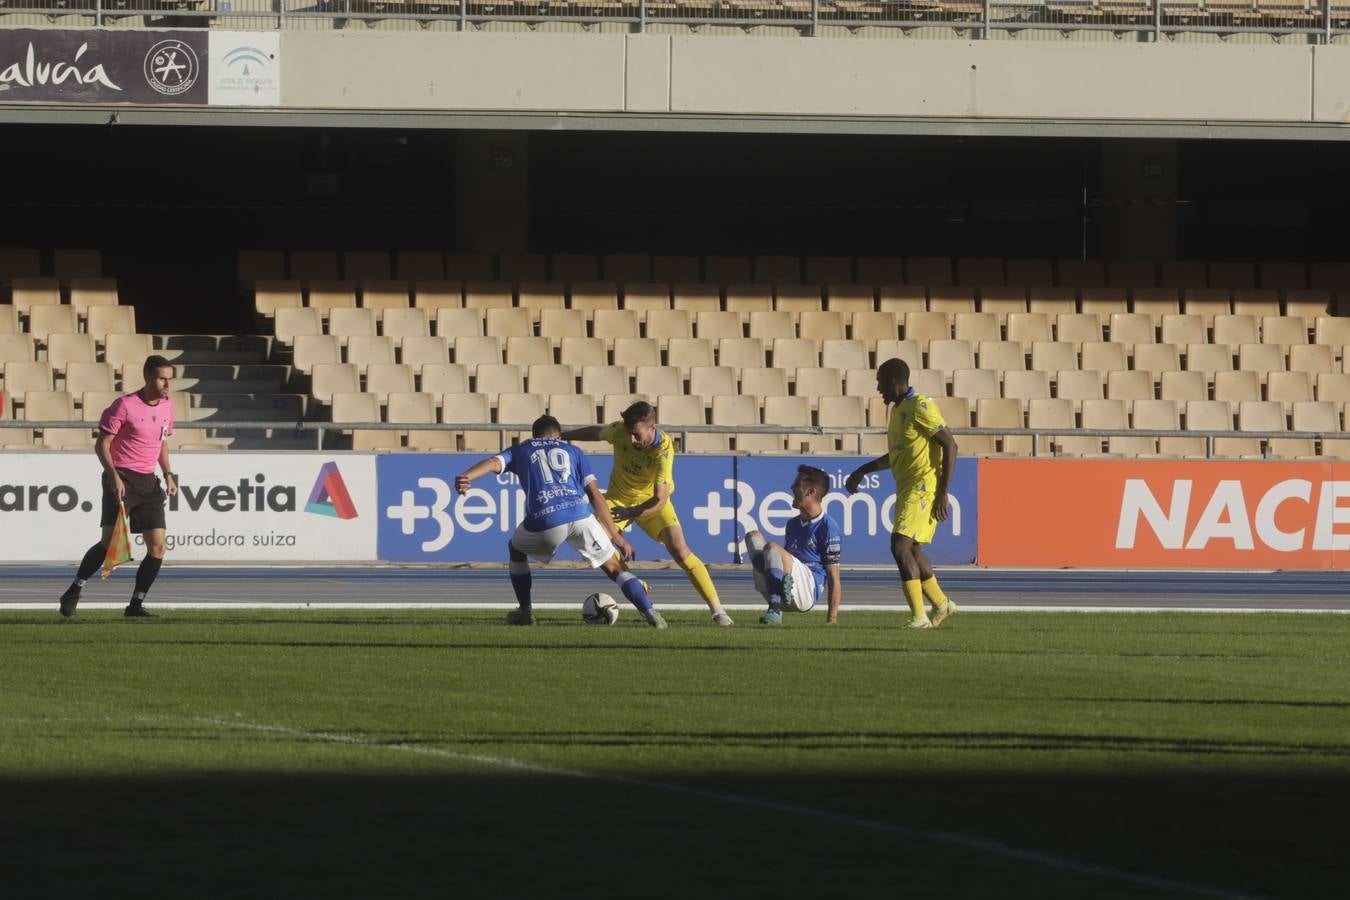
[143,355,175,379]
[532,415,562,438]
[621,400,656,428]
[878,357,910,385]
[797,465,830,498]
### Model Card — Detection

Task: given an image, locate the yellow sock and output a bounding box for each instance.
[681,554,721,612]
[903,580,926,617]
[921,576,948,610]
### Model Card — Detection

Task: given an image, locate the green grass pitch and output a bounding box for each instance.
[2,609,1347,899]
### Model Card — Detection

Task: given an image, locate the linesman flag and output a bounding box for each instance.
[102,502,135,578]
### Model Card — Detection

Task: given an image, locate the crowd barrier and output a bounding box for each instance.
[2,451,1344,568]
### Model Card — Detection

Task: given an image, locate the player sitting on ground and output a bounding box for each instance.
[455,414,667,628]
[846,357,958,629]
[745,465,842,626]
[562,401,734,627]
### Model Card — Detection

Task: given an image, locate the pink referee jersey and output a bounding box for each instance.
[99,392,174,474]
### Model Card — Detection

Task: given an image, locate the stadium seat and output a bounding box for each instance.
[750,396,800,453]
[1316,372,1350,405]
[775,284,824,315]
[1002,370,1051,408]
[696,311,745,342]
[436,308,485,340]
[553,254,600,284]
[11,278,60,316]
[604,254,652,283]
[654,257,701,284]
[42,425,96,449]
[820,395,867,453]
[953,368,1000,404]
[1213,314,1259,348]
[644,309,692,341]
[875,339,922,369]
[1131,399,1190,457]
[976,340,1026,374]
[928,340,974,379]
[497,254,546,283]
[1184,343,1235,381]
[86,306,136,341]
[905,257,953,286]
[1232,289,1281,320]
[1260,262,1308,291]
[328,308,378,345]
[808,257,853,285]
[955,257,1004,287]
[755,256,801,285]
[540,309,587,345]
[850,311,899,351]
[504,336,553,369]
[1158,370,1205,406]
[1079,288,1128,320]
[362,281,412,313]
[877,286,926,317]
[736,366,786,401]
[382,308,430,341]
[560,337,607,370]
[486,307,534,340]
[1030,341,1077,374]
[1160,261,1208,290]
[54,249,101,279]
[1268,371,1313,414]
[0,248,40,281]
[1055,313,1103,349]
[1314,316,1350,360]
[1081,341,1128,375]
[344,251,392,283]
[667,337,714,378]
[954,312,1000,345]
[1235,343,1285,385]
[464,283,514,312]
[291,251,341,283]
[635,366,682,399]
[1056,370,1103,413]
[909,369,946,400]
[1161,314,1207,348]
[103,334,153,377]
[292,335,341,375]
[27,305,77,344]
[413,281,464,311]
[331,392,394,450]
[441,393,498,453]
[771,338,819,373]
[1293,401,1350,458]
[1310,263,1350,292]
[80,390,121,421]
[366,364,415,405]
[446,253,497,282]
[1057,259,1105,289]
[1209,262,1256,290]
[821,339,867,372]
[825,284,875,315]
[794,367,843,406]
[1241,400,1305,458]
[1107,260,1157,288]
[580,365,630,399]
[928,287,976,316]
[548,393,599,427]
[69,278,119,321]
[1027,287,1076,318]
[1006,312,1052,349]
[1214,370,1261,406]
[1185,400,1242,458]
[800,310,846,342]
[46,334,95,372]
[718,338,766,370]
[700,257,747,286]
[1291,344,1335,376]
[474,364,524,405]
[1131,288,1181,326]
[672,284,721,315]
[1085,398,1150,456]
[346,336,395,372]
[1105,369,1154,412]
[749,310,796,342]
[593,309,640,347]
[24,389,75,423]
[452,336,503,373]
[564,284,617,316]
[857,257,904,285]
[64,362,114,397]
[1182,289,1231,327]
[0,305,16,334]
[708,394,757,453]
[903,312,952,351]
[395,251,445,282]
[655,394,707,450]
[1028,398,1086,455]
[518,284,567,321]
[396,392,456,452]
[975,398,1031,455]
[308,281,358,319]
[310,363,360,407]
[497,394,547,443]
[977,287,1028,325]
[725,284,774,320]
[612,338,661,376]
[420,363,469,399]
[527,363,578,396]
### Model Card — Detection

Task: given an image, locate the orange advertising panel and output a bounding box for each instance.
[979,459,1350,569]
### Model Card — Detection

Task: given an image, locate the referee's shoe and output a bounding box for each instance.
[59,584,81,619]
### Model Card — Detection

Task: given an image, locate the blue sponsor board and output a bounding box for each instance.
[725,456,979,565]
[376,452,736,563]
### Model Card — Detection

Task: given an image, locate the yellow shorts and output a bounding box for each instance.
[892,478,939,544]
[609,498,681,542]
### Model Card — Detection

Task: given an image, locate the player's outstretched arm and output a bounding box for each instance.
[561,425,604,442]
[845,454,888,494]
[931,428,958,523]
[825,565,842,625]
[454,456,503,495]
[586,481,633,560]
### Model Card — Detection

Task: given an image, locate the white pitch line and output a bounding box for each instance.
[2,602,1347,614]
[195,716,1257,900]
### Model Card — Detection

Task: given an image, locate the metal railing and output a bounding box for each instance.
[2,419,1344,459]
[2,0,1349,40]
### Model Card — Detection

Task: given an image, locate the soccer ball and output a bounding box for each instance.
[582,592,620,625]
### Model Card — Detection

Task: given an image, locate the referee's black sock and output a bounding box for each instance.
[130,555,164,604]
[74,542,108,584]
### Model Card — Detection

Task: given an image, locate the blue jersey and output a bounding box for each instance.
[496,438,597,532]
[784,511,843,601]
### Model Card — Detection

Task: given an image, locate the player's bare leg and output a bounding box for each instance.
[891,532,932,629]
[660,524,733,626]
[505,542,537,625]
[745,529,795,625]
[61,524,116,619]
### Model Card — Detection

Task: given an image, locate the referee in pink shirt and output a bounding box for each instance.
[60,355,179,619]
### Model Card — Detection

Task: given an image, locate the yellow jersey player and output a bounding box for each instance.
[845,357,958,629]
[564,400,734,627]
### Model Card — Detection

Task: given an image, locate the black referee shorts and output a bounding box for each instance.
[100,468,167,533]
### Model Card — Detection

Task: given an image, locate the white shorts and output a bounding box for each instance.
[510,516,615,568]
[754,554,818,612]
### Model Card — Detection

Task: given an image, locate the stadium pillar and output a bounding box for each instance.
[455,131,530,252]
[1098,139,1177,261]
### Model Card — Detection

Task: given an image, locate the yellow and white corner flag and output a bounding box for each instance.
[101,502,134,578]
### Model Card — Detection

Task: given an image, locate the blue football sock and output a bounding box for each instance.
[612,570,654,614]
[508,560,532,610]
[764,549,786,608]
